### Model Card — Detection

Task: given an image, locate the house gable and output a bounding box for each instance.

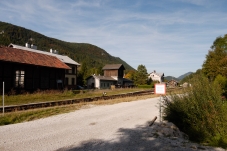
[148,70,164,83]
[103,64,125,78]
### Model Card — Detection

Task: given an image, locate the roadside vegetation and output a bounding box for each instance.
[164,73,227,149]
[163,34,227,149]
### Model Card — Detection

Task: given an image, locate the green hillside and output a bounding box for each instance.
[0,21,134,73]
[165,76,179,81]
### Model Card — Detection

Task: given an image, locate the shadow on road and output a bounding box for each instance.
[55,122,215,151]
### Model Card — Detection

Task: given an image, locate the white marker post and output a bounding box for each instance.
[155,83,166,122]
[2,82,4,116]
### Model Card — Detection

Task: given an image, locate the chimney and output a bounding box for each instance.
[25,43,30,48]
[54,50,58,54]
[31,44,37,50]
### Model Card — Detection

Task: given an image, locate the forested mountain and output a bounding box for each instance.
[165,72,193,82]
[0,21,135,74]
[177,72,193,80]
[164,76,179,81]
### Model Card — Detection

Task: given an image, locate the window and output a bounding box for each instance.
[72,78,75,85]
[15,70,25,88]
[72,67,75,74]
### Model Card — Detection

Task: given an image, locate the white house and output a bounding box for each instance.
[86,75,117,89]
[148,70,164,83]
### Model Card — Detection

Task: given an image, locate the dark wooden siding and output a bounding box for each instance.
[104,69,118,77]
[104,68,124,78]
[0,61,65,92]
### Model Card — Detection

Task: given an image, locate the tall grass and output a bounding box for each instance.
[0,88,148,106]
[163,74,227,148]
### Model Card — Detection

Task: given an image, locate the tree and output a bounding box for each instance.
[97,66,104,75]
[78,62,90,85]
[124,70,136,81]
[214,74,227,91]
[214,74,227,98]
[134,65,148,85]
[202,34,227,80]
[147,77,152,85]
[211,34,227,50]
[180,69,202,84]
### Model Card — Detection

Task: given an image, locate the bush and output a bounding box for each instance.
[163,73,227,148]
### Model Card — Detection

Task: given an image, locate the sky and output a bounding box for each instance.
[1,0,227,77]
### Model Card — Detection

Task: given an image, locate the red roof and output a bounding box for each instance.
[0,46,70,69]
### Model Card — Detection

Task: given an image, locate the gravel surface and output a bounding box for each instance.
[0,97,226,151]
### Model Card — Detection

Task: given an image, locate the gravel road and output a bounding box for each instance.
[0,97,225,151]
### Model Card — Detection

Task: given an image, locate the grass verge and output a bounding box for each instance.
[0,88,151,106]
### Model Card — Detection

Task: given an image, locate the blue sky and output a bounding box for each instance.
[1,0,227,77]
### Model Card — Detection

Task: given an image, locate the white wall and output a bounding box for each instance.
[95,78,100,88]
[148,73,161,82]
[65,75,77,85]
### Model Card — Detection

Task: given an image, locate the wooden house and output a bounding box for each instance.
[86,64,133,89]
[0,46,71,92]
[8,43,80,89]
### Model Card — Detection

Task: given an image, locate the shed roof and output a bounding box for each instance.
[149,71,164,77]
[102,64,125,70]
[8,43,80,66]
[96,76,117,81]
[0,46,71,69]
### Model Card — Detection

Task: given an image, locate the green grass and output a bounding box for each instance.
[0,88,151,106]
[137,85,154,88]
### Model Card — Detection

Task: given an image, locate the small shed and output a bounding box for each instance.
[167,79,179,87]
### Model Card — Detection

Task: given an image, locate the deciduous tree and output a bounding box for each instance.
[134,65,148,85]
[202,34,227,80]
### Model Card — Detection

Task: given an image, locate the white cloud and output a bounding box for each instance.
[0,0,227,77]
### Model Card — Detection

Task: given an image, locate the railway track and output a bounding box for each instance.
[0,90,154,113]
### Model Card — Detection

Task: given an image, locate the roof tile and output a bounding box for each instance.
[0,47,70,69]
